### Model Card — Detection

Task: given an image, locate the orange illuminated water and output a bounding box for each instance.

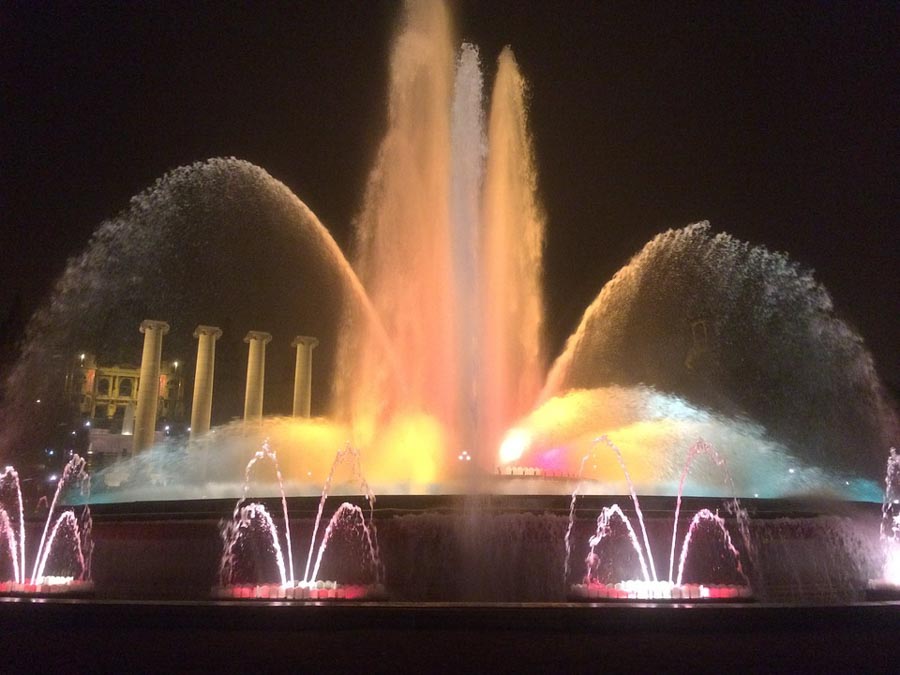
[335,0,545,472]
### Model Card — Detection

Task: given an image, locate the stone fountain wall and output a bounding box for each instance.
[82,499,884,603]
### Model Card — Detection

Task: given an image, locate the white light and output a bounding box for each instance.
[788,468,795,474]
[173,361,179,368]
[753,493,759,498]
[48,474,58,482]
[499,429,530,464]
[186,427,191,432]
[35,399,41,404]
[84,421,91,427]
[80,353,85,360]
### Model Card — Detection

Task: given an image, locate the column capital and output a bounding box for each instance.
[244,331,273,345]
[194,325,223,340]
[291,335,319,349]
[140,319,170,335]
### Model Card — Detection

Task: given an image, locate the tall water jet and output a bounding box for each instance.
[480,46,545,463]
[449,42,486,458]
[337,0,459,458]
[335,2,547,471]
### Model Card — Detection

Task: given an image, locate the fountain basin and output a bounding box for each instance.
[0,578,94,596]
[569,580,752,601]
[213,581,386,601]
[865,579,900,601]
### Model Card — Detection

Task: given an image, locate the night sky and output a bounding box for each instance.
[2,1,897,387]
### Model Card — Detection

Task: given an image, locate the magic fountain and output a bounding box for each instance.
[0,0,897,638]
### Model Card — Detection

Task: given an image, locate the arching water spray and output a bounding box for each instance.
[593,436,657,581]
[304,444,381,585]
[587,504,651,583]
[32,455,89,580]
[308,502,380,584]
[33,511,85,582]
[668,438,753,583]
[565,436,658,582]
[221,439,293,586]
[675,509,748,587]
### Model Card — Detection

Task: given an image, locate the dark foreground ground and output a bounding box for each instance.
[1,598,897,673]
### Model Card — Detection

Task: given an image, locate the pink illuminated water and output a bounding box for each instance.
[304,443,381,585]
[587,504,651,583]
[243,440,293,585]
[675,508,748,587]
[0,466,25,583]
[568,438,751,595]
[308,502,380,584]
[221,442,382,591]
[594,436,657,581]
[667,439,753,583]
[33,511,86,582]
[220,440,293,586]
[565,437,658,581]
[0,507,20,583]
[0,457,91,587]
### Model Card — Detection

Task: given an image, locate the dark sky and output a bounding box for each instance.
[2,1,897,385]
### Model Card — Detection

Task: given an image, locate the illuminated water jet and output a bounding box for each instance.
[867,448,900,597]
[0,457,93,595]
[218,442,384,600]
[567,438,752,601]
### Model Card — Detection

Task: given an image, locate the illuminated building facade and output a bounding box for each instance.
[65,352,185,433]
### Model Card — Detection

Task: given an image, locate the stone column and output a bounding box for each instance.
[243,331,272,422]
[190,325,222,442]
[291,336,319,418]
[133,320,170,454]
